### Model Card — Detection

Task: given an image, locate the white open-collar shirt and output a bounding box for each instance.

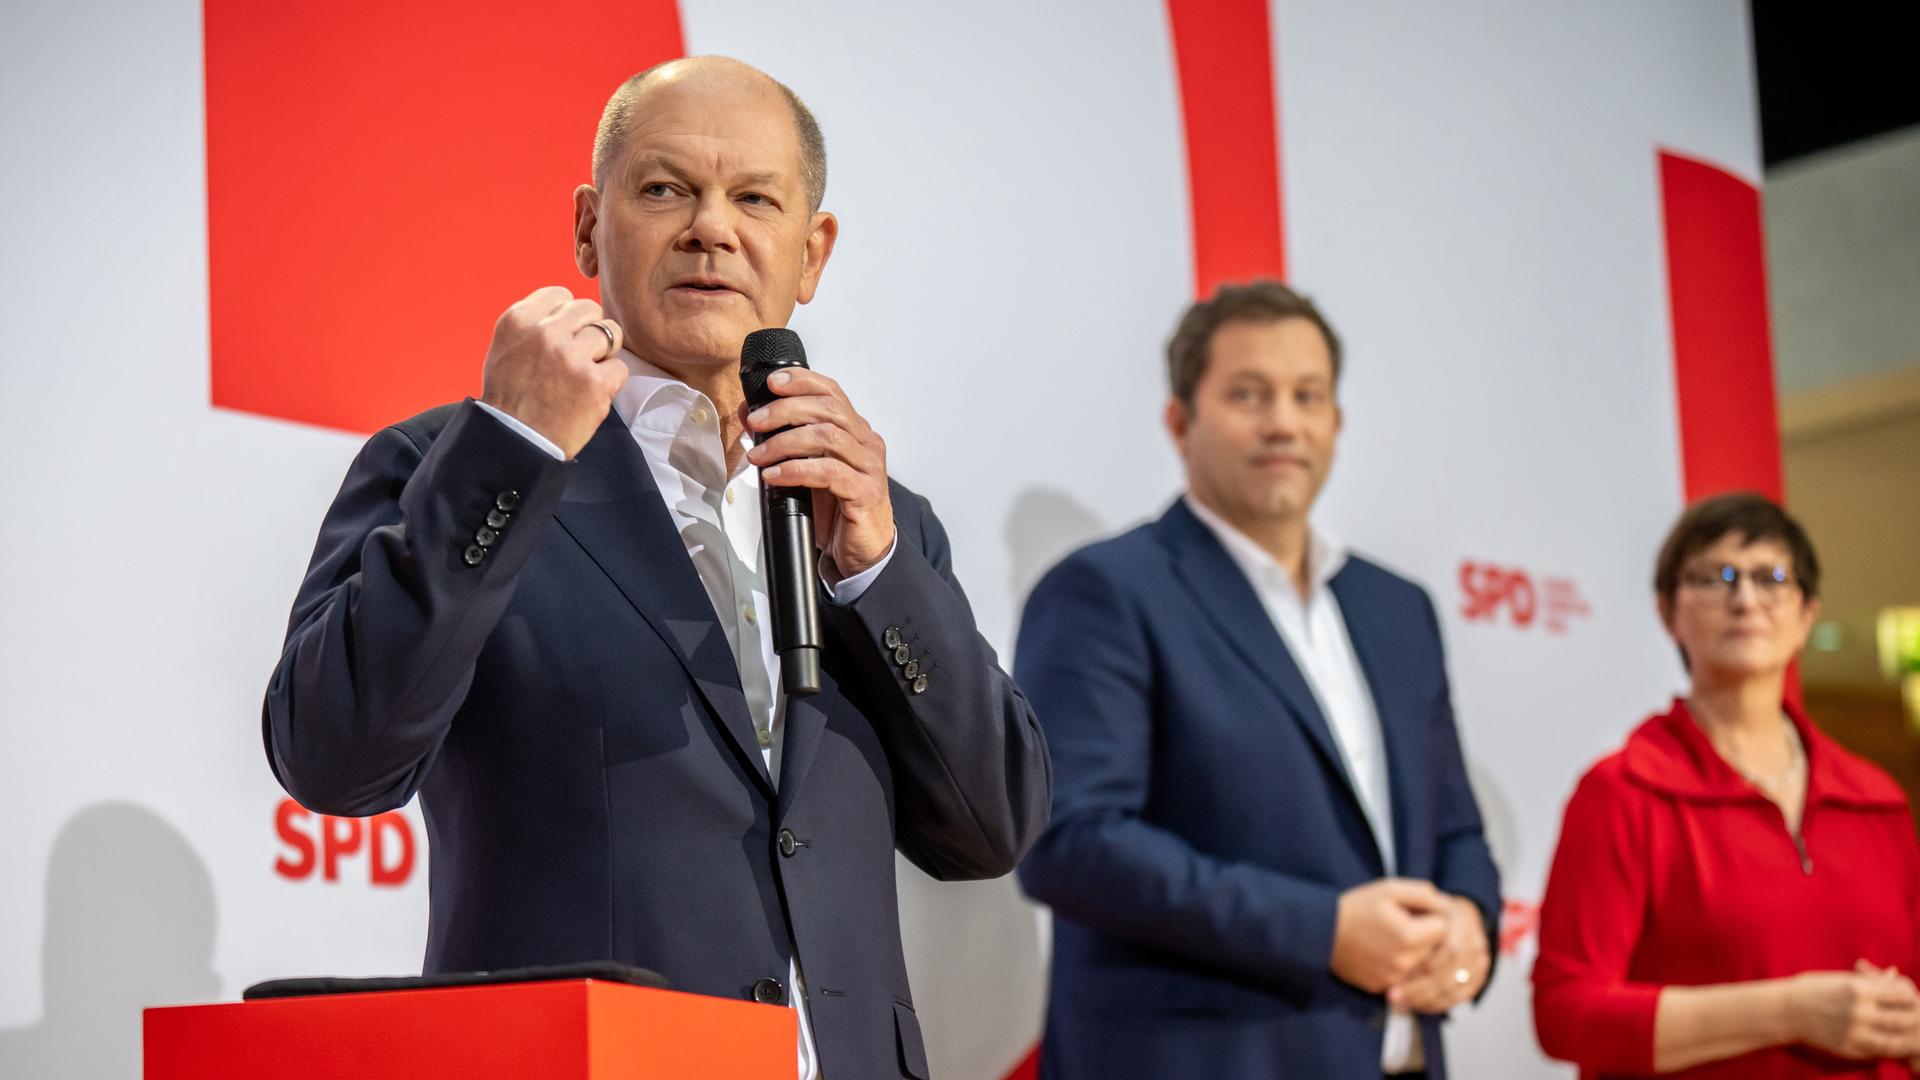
[1184,495,1423,1072]
[480,349,895,1080]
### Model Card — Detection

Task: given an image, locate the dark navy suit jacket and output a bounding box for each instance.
[1015,499,1499,1079]
[264,400,1051,1080]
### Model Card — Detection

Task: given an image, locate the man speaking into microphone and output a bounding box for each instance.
[263,56,1051,1080]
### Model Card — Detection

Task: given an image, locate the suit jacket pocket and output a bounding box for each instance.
[894,999,930,1079]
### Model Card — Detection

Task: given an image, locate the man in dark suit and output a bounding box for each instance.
[1015,281,1499,1079]
[264,57,1050,1080]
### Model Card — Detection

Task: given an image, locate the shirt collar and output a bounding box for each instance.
[611,350,712,435]
[1183,493,1348,596]
[610,350,752,483]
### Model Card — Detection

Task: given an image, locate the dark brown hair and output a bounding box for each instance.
[1165,279,1342,404]
[1653,492,1821,604]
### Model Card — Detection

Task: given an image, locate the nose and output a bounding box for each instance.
[676,191,738,255]
[1260,396,1305,442]
[1725,573,1763,609]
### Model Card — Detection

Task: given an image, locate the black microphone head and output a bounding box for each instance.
[740,328,810,411]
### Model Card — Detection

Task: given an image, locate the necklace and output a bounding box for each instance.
[1711,713,1804,796]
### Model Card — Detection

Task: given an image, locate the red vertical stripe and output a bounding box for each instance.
[1165,0,1287,297]
[1657,150,1784,502]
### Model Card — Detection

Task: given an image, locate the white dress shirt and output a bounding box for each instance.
[1184,495,1423,1072]
[478,351,895,1080]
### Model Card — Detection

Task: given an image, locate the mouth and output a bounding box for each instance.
[668,277,742,298]
[1251,454,1310,471]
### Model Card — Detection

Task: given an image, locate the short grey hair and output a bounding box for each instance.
[591,61,828,212]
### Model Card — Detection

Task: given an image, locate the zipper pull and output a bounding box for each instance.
[1792,833,1812,875]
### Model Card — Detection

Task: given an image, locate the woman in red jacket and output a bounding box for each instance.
[1533,493,1920,1078]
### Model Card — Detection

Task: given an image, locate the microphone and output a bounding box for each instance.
[740,328,824,696]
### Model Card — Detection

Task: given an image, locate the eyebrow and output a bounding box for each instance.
[626,155,786,192]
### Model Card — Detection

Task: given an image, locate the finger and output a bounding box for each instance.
[746,392,861,438]
[576,319,623,361]
[591,351,629,396]
[518,284,576,316]
[542,296,605,332]
[762,456,881,503]
[1402,912,1450,950]
[749,424,880,475]
[764,366,847,404]
[1382,879,1449,912]
[1865,1009,1920,1038]
[1869,980,1920,1008]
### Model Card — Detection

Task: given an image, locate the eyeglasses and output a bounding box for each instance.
[1678,563,1799,604]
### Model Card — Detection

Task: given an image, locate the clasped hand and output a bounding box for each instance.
[1330,878,1490,1015]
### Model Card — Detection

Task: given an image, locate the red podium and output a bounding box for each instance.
[144,979,796,1079]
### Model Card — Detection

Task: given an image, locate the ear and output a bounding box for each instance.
[795,211,839,305]
[573,184,601,278]
[1656,593,1677,635]
[1164,397,1191,454]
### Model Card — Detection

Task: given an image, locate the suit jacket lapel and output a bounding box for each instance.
[1329,567,1429,874]
[552,411,774,796]
[1159,501,1355,792]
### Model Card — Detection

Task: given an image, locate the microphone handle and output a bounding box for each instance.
[762,485,823,696]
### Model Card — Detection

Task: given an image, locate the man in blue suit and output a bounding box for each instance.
[1016,281,1499,1078]
[264,58,1050,1080]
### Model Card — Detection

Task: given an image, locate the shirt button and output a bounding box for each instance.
[744,605,758,625]
[778,829,798,857]
[751,977,785,1005]
[691,407,710,424]
[756,728,772,748]
[726,486,736,505]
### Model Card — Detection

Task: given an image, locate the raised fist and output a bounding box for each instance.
[479,286,627,458]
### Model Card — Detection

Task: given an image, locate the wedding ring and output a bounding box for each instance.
[587,320,618,354]
[1453,967,1471,985]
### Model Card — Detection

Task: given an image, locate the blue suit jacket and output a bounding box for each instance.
[1015,499,1499,1079]
[264,401,1051,1080]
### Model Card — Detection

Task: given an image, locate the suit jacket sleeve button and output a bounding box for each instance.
[902,659,919,680]
[495,490,521,512]
[884,627,903,648]
[751,977,785,1004]
[462,545,487,567]
[892,644,911,665]
[486,508,511,529]
[474,526,499,548]
[778,829,798,857]
[911,674,929,695]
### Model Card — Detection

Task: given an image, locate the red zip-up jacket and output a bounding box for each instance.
[1533,698,1920,1079]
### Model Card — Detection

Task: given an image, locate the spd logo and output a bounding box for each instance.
[274,798,417,888]
[1459,561,1591,634]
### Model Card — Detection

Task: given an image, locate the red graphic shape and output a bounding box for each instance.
[204,2,685,435]
[1657,150,1784,503]
[1166,0,1286,296]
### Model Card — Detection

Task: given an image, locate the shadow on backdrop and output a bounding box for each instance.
[0,802,219,1079]
[1004,487,1109,636]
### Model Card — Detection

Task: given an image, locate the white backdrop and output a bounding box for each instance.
[0,1,1761,1076]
